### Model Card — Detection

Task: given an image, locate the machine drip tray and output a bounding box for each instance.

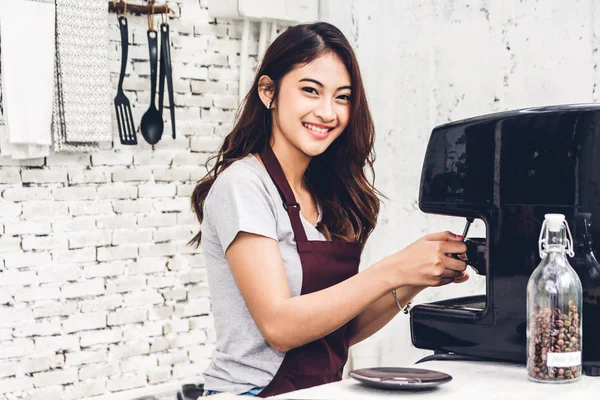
[427,295,487,312]
[447,301,486,311]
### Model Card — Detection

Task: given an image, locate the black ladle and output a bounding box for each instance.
[140,29,164,145]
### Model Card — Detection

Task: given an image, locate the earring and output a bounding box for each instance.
[267,100,272,110]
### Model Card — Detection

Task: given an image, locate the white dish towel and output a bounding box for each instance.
[0,0,56,160]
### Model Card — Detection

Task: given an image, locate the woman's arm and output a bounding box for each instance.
[226,231,466,353]
[347,270,469,347]
[347,285,424,347]
[227,232,393,352]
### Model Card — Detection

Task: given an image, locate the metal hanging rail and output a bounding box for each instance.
[108,1,173,16]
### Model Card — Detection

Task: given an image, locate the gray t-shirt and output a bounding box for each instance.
[201,154,326,394]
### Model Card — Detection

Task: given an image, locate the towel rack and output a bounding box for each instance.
[108,1,173,15]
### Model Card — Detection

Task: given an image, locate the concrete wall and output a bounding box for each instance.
[321,0,599,368]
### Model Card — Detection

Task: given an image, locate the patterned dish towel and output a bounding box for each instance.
[53,0,111,152]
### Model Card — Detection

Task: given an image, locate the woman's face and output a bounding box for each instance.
[271,53,352,158]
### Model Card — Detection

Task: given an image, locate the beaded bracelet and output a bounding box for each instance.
[391,289,412,314]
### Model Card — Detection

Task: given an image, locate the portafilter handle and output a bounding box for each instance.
[452,218,486,276]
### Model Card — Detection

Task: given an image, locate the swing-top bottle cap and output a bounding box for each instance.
[545,213,565,232]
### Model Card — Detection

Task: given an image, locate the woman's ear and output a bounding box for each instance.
[258,75,275,109]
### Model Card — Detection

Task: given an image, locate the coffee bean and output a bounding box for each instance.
[528,302,582,382]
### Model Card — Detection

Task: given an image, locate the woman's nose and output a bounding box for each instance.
[314,100,335,122]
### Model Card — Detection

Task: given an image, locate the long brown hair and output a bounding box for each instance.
[190,22,382,246]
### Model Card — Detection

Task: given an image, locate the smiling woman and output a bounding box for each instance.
[189,22,469,398]
[259,54,352,158]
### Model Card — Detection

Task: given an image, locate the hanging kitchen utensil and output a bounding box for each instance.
[113,1,137,145]
[140,5,164,145]
[158,8,176,139]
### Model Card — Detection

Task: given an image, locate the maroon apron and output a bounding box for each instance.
[257,145,362,398]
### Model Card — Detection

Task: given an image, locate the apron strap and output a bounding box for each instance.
[259,145,308,242]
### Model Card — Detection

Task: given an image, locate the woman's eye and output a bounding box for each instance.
[338,94,351,101]
[302,87,318,95]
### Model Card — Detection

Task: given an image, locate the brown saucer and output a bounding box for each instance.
[349,367,452,390]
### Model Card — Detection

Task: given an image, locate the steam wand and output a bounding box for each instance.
[462,217,475,239]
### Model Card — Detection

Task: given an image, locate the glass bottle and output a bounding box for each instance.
[527,213,583,383]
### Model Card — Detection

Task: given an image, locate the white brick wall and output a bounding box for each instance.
[0,0,261,397]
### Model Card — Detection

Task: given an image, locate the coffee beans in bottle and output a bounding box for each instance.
[527,214,583,383]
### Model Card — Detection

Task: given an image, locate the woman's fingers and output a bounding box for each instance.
[440,240,467,254]
[441,268,463,279]
[436,277,456,286]
[426,231,461,242]
[441,255,467,272]
[436,270,469,286]
[453,272,470,283]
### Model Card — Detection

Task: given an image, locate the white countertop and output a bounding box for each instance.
[270,360,600,399]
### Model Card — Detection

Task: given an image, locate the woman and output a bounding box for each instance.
[190,22,469,398]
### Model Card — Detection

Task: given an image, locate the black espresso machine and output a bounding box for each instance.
[410,104,600,376]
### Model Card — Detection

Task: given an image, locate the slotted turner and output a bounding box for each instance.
[114,15,137,145]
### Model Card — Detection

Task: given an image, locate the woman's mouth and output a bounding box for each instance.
[303,123,333,139]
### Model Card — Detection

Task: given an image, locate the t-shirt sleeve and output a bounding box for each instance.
[205,166,278,252]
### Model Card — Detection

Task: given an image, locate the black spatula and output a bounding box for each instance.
[114,16,137,145]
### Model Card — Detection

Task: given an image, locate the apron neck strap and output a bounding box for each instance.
[259,145,308,242]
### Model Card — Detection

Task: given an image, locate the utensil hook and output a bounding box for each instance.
[161,4,168,24]
[113,0,127,17]
[147,1,155,31]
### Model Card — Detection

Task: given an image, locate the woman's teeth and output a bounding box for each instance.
[303,123,331,134]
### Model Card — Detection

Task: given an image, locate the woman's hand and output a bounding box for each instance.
[386,231,468,288]
[453,270,470,283]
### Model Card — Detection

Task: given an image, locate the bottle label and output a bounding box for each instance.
[546,351,581,367]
